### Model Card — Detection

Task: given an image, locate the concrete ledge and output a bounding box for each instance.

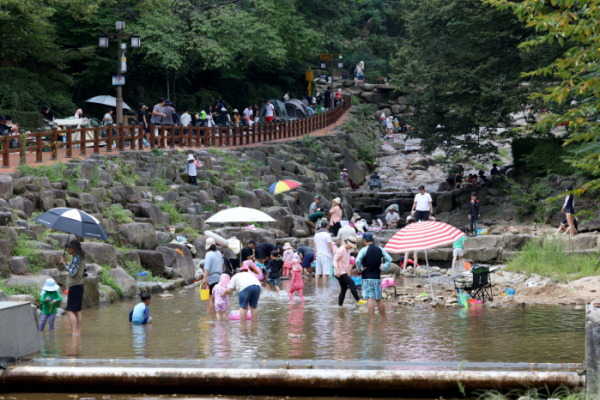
[0,366,584,395]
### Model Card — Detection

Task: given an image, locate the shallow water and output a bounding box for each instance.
[34,276,585,363]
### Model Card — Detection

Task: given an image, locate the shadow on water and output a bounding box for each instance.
[32,276,585,363]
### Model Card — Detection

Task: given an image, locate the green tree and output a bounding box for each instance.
[390,0,533,163]
[486,0,600,193]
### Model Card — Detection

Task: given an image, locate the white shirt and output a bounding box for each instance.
[243,108,253,120]
[335,225,356,246]
[103,113,113,125]
[314,230,333,258]
[309,201,318,214]
[284,94,290,101]
[386,119,394,129]
[228,272,261,293]
[265,104,275,117]
[385,212,399,223]
[356,64,363,74]
[414,193,433,211]
[180,113,191,127]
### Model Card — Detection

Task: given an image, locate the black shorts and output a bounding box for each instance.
[208,282,218,295]
[565,206,575,214]
[414,210,429,222]
[66,284,84,312]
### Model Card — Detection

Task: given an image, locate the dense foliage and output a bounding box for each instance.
[0,0,398,120]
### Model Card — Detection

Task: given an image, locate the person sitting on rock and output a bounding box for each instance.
[369,172,381,191]
[384,207,400,229]
[306,207,329,234]
[341,168,359,191]
[446,169,464,191]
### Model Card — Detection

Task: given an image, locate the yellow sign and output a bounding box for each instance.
[319,54,331,60]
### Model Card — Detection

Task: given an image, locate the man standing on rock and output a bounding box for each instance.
[355,232,392,322]
[296,242,315,276]
[309,195,321,214]
[411,185,433,222]
[314,221,334,286]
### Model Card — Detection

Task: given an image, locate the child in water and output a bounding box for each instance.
[282,242,294,278]
[266,250,283,296]
[289,255,305,304]
[39,278,62,331]
[129,293,153,325]
[212,274,231,320]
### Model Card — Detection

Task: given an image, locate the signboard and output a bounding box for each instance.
[112,75,125,86]
[319,54,331,60]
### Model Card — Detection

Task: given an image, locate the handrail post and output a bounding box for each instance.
[94,126,100,154]
[80,128,87,156]
[66,127,73,158]
[118,123,125,151]
[159,125,166,148]
[2,135,9,168]
[35,130,42,163]
[106,124,113,153]
[50,127,58,161]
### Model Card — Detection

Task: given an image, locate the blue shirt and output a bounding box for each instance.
[129,302,149,324]
[204,250,224,285]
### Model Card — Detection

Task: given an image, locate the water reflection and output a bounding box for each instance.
[33,276,585,363]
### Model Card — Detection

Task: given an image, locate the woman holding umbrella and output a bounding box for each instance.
[60,240,86,336]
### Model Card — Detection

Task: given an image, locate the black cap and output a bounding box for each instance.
[165,99,173,105]
[566,185,573,191]
[158,97,165,103]
[320,207,329,212]
[138,102,146,109]
[4,115,11,121]
[0,115,4,122]
[248,239,256,245]
[471,192,477,197]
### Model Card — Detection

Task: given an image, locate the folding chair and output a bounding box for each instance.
[453,265,493,302]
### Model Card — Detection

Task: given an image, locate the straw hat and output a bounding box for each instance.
[42,278,59,292]
[283,242,292,250]
[346,236,358,248]
[205,237,216,249]
[187,154,195,161]
[333,197,342,205]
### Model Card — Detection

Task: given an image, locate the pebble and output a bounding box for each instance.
[159,293,174,298]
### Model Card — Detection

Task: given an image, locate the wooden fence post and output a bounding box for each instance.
[2,135,9,168]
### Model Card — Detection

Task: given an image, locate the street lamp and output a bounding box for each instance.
[97,22,140,125]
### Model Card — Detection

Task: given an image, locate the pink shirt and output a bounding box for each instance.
[329,205,342,225]
[333,245,352,276]
[282,249,294,262]
[212,284,230,311]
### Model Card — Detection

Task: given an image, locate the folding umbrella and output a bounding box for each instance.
[268,180,302,214]
[384,221,465,299]
[33,208,109,256]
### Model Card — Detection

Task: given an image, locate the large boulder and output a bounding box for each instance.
[342,148,365,185]
[0,239,12,259]
[81,242,118,268]
[10,196,33,217]
[0,254,10,278]
[118,223,157,250]
[9,256,29,275]
[135,250,166,277]
[156,243,195,284]
[39,190,55,211]
[253,189,275,207]
[436,192,454,213]
[292,216,311,238]
[0,175,13,200]
[107,267,138,298]
[140,202,169,226]
[35,250,63,270]
[263,207,294,236]
[81,276,100,308]
[360,91,384,103]
[187,215,205,232]
[239,190,261,209]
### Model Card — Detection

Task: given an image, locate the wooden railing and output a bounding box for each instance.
[1,97,352,168]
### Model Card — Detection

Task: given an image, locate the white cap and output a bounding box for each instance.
[205,237,216,249]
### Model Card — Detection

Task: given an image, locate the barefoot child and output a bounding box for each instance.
[39,278,62,331]
[288,255,305,304]
[212,274,231,320]
[282,243,293,278]
[266,250,283,296]
[129,293,153,325]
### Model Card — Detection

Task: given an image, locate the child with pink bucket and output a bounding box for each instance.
[288,255,305,304]
[282,242,294,278]
[212,274,231,320]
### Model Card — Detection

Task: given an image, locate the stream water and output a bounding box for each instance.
[33,276,584,364]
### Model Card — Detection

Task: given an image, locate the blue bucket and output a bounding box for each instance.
[351,277,362,286]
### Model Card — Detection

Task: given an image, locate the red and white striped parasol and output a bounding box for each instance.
[384,221,465,253]
[384,221,465,300]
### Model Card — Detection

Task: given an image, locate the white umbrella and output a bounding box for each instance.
[206,207,276,269]
[84,95,132,110]
[206,207,276,224]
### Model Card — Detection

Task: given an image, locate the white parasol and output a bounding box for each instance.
[84,95,132,110]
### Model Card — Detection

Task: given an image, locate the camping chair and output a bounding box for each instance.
[453,265,493,302]
[369,176,381,191]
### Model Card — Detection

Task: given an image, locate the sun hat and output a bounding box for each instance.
[219,274,230,287]
[233,109,239,113]
[205,237,216,249]
[42,278,59,292]
[221,107,227,112]
[333,197,342,205]
[342,168,348,171]
[283,242,292,250]
[355,223,366,233]
[346,236,358,248]
[187,154,195,161]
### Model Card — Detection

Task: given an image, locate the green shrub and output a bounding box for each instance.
[11,234,43,273]
[351,95,361,105]
[99,271,124,297]
[102,204,133,225]
[159,202,185,224]
[506,177,554,221]
[0,279,42,307]
[0,109,44,131]
[512,137,575,176]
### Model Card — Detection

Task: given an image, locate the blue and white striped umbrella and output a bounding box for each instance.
[33,208,109,241]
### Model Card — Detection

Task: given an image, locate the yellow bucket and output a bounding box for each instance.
[199,284,210,301]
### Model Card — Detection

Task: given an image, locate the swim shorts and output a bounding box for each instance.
[361,279,382,301]
[238,285,261,308]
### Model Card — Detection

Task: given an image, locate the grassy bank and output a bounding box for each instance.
[505,236,600,282]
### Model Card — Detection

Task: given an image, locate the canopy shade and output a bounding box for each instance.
[205,207,277,224]
[384,221,465,253]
